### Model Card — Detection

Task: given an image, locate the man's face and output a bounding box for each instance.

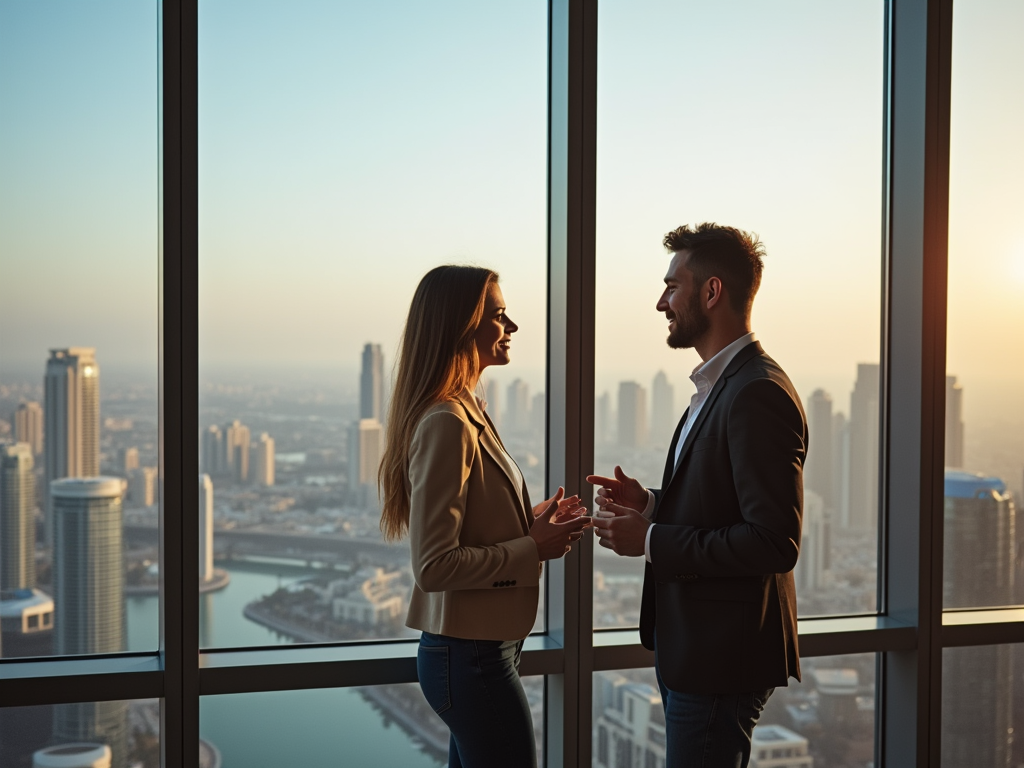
[656,250,709,349]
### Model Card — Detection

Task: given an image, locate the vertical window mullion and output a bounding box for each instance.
[546,0,597,765]
[160,0,200,766]
[880,0,953,765]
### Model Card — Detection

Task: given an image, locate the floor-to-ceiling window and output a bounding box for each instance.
[2,1,1021,766]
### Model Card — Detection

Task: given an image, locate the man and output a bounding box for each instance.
[589,222,806,768]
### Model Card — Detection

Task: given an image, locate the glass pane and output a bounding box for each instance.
[0,699,162,768]
[593,0,885,627]
[942,645,1023,768]
[944,0,1024,608]
[202,678,544,767]
[197,0,548,647]
[594,654,875,767]
[0,2,160,658]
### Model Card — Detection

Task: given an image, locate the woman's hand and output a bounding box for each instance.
[529,487,589,561]
[533,488,585,524]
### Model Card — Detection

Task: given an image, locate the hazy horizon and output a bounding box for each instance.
[2,0,1021,462]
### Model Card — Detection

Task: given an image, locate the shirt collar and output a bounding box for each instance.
[689,331,758,395]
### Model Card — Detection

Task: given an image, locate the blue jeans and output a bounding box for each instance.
[656,662,773,768]
[417,632,536,768]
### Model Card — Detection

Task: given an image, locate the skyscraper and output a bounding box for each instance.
[50,477,127,768]
[617,382,647,449]
[1,442,37,590]
[846,363,879,530]
[941,470,1016,768]
[223,421,250,483]
[348,419,383,509]
[945,375,965,469]
[14,401,44,456]
[199,474,214,583]
[201,425,223,476]
[117,447,139,475]
[360,343,386,422]
[127,467,158,507]
[595,391,610,446]
[832,411,850,525]
[794,490,826,593]
[44,348,100,545]
[650,371,675,449]
[254,433,275,487]
[531,391,546,436]
[506,379,530,434]
[484,378,501,429]
[805,389,834,504]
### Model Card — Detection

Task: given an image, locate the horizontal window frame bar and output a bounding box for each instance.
[941,608,1024,648]
[12,613,1021,705]
[592,616,918,671]
[0,654,163,707]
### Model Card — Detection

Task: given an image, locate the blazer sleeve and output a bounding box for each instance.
[649,377,805,579]
[408,410,540,592]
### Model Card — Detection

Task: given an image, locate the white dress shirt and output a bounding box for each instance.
[642,332,757,562]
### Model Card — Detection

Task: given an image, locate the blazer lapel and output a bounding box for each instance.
[660,408,689,492]
[666,340,764,488]
[456,391,530,530]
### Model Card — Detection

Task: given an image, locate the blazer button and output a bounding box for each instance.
[493,581,499,588]
[511,580,516,586]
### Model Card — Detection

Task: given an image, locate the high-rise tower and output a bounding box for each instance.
[254,433,275,487]
[222,421,250,483]
[50,477,127,768]
[360,343,385,422]
[1,442,37,590]
[201,425,223,476]
[941,470,1016,768]
[846,363,879,530]
[348,419,383,509]
[14,402,44,457]
[805,389,834,504]
[506,379,530,434]
[945,375,965,469]
[44,348,100,545]
[483,379,501,429]
[199,474,214,583]
[650,372,675,449]
[617,382,648,449]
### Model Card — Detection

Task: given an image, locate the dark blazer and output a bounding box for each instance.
[639,340,807,694]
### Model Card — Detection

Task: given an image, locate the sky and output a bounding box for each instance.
[1,0,1022,428]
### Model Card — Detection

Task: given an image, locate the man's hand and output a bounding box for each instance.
[589,505,651,557]
[586,466,649,514]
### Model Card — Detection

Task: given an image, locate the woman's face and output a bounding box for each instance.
[474,282,518,371]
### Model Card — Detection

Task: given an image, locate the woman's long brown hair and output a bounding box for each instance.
[378,265,498,541]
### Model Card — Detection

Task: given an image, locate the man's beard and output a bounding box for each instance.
[666,290,710,349]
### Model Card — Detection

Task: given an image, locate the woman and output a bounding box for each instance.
[379,265,589,768]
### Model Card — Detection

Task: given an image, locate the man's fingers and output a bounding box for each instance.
[600,501,635,517]
[587,474,616,487]
[613,465,630,483]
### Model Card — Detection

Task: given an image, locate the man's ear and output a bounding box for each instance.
[705,277,724,309]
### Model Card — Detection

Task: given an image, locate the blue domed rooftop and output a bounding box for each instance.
[944,469,1007,499]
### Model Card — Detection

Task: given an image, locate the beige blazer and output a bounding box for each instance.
[405,390,541,641]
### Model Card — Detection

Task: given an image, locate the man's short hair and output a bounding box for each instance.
[663,223,765,315]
